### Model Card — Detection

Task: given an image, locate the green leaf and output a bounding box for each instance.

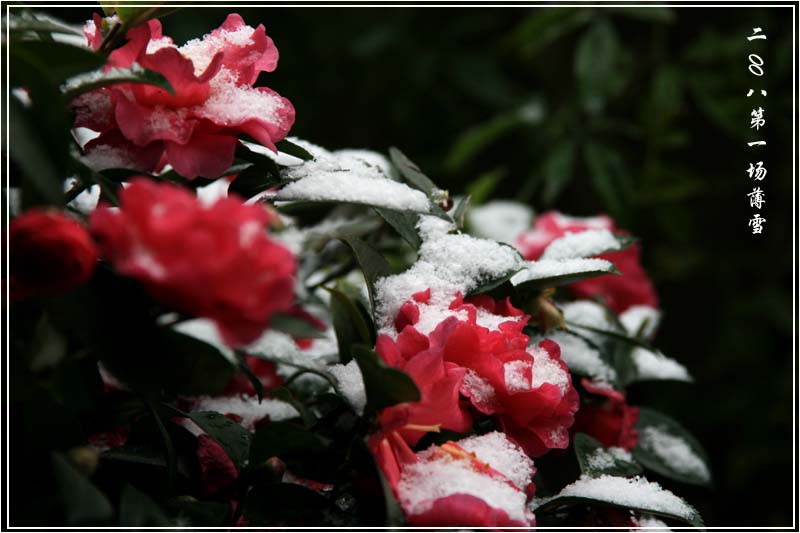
[249,421,332,465]
[62,67,174,101]
[119,484,170,527]
[511,8,593,58]
[270,312,327,339]
[539,141,575,205]
[102,443,172,469]
[609,6,675,23]
[242,482,327,525]
[575,19,620,113]
[237,354,264,402]
[8,88,65,207]
[234,143,281,179]
[445,113,524,172]
[389,147,439,196]
[466,167,504,205]
[512,262,619,293]
[535,486,703,527]
[467,267,524,298]
[188,411,252,472]
[574,433,642,478]
[326,286,374,365]
[634,408,712,486]
[374,208,421,249]
[338,235,393,312]
[452,195,471,229]
[276,139,314,161]
[227,164,281,199]
[11,41,105,82]
[51,452,114,525]
[584,142,634,221]
[351,345,420,414]
[160,329,235,395]
[6,12,85,38]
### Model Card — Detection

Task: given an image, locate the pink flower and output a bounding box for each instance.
[9,209,98,301]
[89,179,296,346]
[516,211,658,314]
[371,432,536,527]
[573,379,640,451]
[378,290,579,457]
[73,14,294,179]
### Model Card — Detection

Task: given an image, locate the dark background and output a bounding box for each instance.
[51,4,797,527]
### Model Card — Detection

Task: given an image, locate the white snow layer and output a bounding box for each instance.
[531,330,617,385]
[458,431,535,490]
[274,142,430,212]
[535,475,697,522]
[510,258,614,286]
[620,305,661,339]
[632,348,692,383]
[540,229,622,261]
[639,426,710,483]
[585,446,633,471]
[560,300,620,344]
[375,215,524,333]
[398,433,534,523]
[192,395,299,430]
[329,360,366,416]
[467,200,533,244]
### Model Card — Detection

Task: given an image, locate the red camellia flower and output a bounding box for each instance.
[573,379,640,450]
[73,14,295,179]
[9,209,98,301]
[371,431,537,527]
[377,290,579,457]
[516,211,658,314]
[89,179,296,346]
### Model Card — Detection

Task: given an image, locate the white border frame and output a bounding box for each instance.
[1,1,797,530]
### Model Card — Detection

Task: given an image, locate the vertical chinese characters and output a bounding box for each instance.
[746,27,767,234]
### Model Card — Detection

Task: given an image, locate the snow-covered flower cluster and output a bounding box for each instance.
[6,8,708,529]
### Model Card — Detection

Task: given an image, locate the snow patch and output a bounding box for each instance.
[632,348,691,382]
[467,200,533,244]
[639,426,710,483]
[536,475,697,522]
[540,229,622,261]
[329,360,366,416]
[192,395,299,430]
[510,258,614,286]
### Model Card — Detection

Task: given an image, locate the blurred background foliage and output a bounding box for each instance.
[50,5,795,527]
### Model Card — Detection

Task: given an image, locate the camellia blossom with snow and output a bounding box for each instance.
[6,7,711,529]
[516,211,659,314]
[72,13,294,178]
[90,179,296,346]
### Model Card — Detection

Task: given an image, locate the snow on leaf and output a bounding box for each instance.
[540,229,632,261]
[631,347,692,383]
[533,474,703,526]
[510,258,617,290]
